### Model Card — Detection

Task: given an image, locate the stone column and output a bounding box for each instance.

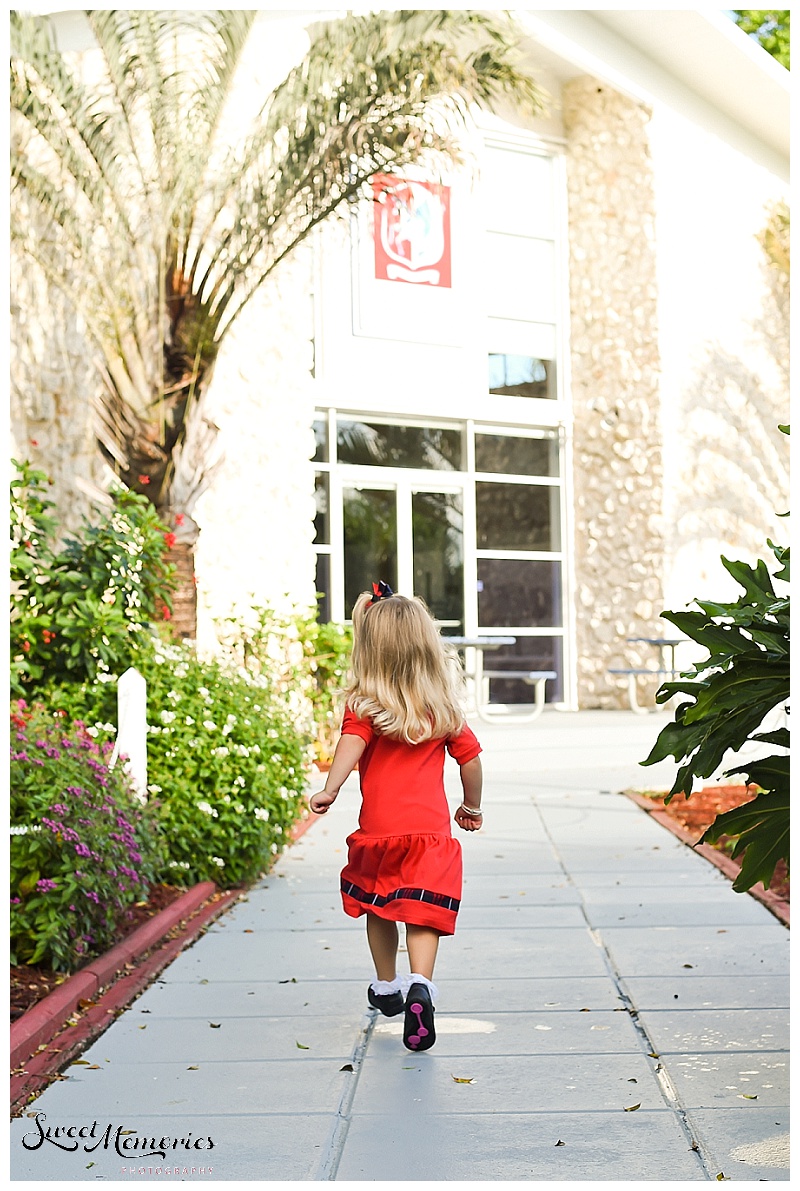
[563,77,665,708]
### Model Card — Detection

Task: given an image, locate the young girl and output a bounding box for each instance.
[309,582,483,1053]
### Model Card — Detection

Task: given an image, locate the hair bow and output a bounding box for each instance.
[369,580,395,605]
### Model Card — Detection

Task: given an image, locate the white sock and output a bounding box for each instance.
[370,977,402,995]
[404,972,439,1005]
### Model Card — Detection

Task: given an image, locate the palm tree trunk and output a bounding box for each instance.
[164,542,197,639]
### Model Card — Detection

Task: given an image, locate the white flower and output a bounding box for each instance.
[10,824,41,835]
[235,744,250,757]
[223,794,231,803]
[271,754,282,763]
[234,776,245,788]
[85,726,99,738]
[197,801,218,818]
[147,784,163,794]
[148,725,162,735]
[185,716,195,726]
[211,856,225,867]
[167,690,180,703]
[226,714,237,725]
[251,744,261,754]
[203,720,217,732]
[234,803,245,814]
[160,710,177,725]
[254,807,270,822]
[270,843,279,853]
[198,687,210,698]
[211,746,229,758]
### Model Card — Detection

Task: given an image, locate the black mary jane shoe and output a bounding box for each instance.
[403,982,436,1051]
[367,986,405,1017]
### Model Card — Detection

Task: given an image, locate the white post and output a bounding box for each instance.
[109,667,148,804]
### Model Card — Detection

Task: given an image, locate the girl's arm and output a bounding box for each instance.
[454,755,483,832]
[309,734,367,814]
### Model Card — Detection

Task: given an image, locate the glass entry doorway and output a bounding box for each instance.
[342,480,464,631]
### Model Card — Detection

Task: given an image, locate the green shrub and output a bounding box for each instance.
[139,638,309,885]
[10,459,175,696]
[216,601,352,766]
[642,539,789,892]
[10,701,164,972]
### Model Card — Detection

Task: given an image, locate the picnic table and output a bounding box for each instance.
[608,636,688,715]
[447,636,556,724]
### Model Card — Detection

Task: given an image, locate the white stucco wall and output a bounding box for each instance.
[650,105,789,617]
[193,266,318,656]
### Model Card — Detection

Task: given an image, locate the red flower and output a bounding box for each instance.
[138,474,151,485]
[21,640,30,652]
[161,605,172,621]
[163,531,177,548]
[174,513,185,527]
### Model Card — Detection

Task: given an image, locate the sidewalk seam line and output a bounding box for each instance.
[532,794,713,1180]
[310,1008,376,1181]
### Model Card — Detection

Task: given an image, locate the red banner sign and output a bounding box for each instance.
[373,176,451,288]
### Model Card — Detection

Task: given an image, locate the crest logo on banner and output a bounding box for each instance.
[373,176,451,288]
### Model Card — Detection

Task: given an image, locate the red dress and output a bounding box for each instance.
[339,707,482,935]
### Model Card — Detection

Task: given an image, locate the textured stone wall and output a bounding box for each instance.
[563,77,664,708]
[10,246,108,538]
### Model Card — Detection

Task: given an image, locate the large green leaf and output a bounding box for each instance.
[700,789,789,893]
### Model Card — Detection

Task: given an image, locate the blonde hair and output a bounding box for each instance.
[346,591,466,744]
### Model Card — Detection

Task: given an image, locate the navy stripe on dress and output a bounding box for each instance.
[341,878,460,913]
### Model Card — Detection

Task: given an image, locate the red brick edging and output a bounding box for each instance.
[624,791,790,927]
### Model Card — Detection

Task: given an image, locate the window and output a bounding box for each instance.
[337,420,462,470]
[488,355,556,401]
[475,430,559,477]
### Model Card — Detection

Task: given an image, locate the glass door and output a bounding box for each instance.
[411,487,464,633]
[340,475,464,629]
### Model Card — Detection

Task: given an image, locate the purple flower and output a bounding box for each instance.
[45,747,61,759]
[11,750,30,762]
[74,843,91,857]
[84,890,101,904]
[68,904,76,911]
[10,897,21,905]
[36,878,58,892]
[35,739,47,748]
[50,803,69,816]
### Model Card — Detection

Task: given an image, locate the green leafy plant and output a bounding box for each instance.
[642,532,789,893]
[10,460,175,695]
[138,638,309,886]
[216,602,352,766]
[10,701,163,972]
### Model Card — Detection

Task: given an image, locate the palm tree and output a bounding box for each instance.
[10,9,546,633]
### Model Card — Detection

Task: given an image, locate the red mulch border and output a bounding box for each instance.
[623,790,790,927]
[10,809,320,1116]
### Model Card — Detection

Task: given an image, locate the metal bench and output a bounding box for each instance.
[608,668,671,716]
[476,668,557,724]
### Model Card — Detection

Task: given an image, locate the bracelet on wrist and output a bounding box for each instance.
[459,803,483,817]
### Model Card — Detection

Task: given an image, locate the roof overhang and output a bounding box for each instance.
[515,9,790,181]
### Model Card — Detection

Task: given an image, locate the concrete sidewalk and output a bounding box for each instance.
[11,711,789,1182]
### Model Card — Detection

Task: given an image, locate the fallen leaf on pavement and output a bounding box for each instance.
[340,1064,354,1072]
[296,1041,310,1049]
[555,1140,565,1147]
[451,1075,475,1084]
[623,1103,641,1112]
[739,1094,758,1100]
[187,1066,199,1070]
[209,1023,221,1028]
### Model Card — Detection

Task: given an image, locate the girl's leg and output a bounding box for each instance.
[366,914,399,981]
[405,924,440,980]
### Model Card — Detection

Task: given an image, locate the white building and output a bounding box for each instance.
[12,8,790,710]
